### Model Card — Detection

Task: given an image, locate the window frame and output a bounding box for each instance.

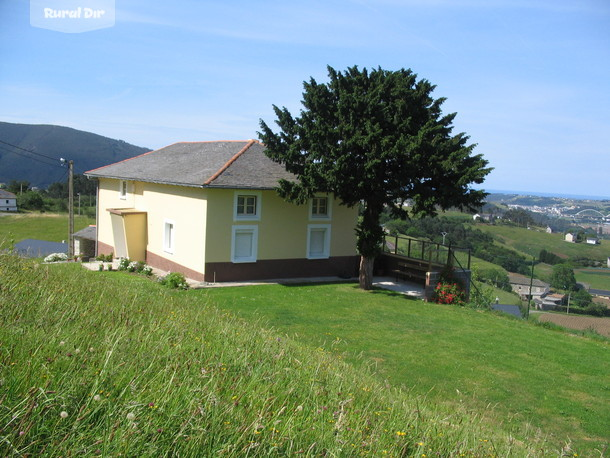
[231,225,258,263]
[306,224,331,259]
[119,180,128,200]
[234,191,261,221]
[309,195,332,220]
[163,219,175,254]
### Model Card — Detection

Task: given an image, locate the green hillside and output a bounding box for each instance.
[2,251,609,455]
[0,254,561,457]
[0,121,149,188]
[477,224,610,261]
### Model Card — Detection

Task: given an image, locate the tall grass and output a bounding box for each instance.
[0,253,550,456]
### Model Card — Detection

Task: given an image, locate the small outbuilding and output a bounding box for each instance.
[565,233,577,243]
[73,225,97,260]
[0,189,18,212]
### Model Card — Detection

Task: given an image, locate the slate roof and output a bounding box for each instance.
[73,225,96,240]
[85,140,295,190]
[508,273,549,288]
[0,189,17,199]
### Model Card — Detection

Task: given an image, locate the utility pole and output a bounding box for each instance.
[68,160,74,258]
[526,255,535,320]
[61,158,74,258]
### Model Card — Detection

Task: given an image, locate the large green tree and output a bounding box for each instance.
[259,66,491,289]
[550,263,577,291]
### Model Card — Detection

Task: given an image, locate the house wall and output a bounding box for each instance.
[141,182,207,279]
[97,178,207,279]
[96,179,358,282]
[0,198,18,212]
[203,188,359,281]
[204,189,356,262]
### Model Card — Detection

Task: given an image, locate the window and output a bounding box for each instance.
[231,225,258,263]
[119,180,127,199]
[238,195,256,215]
[309,195,331,220]
[163,220,175,254]
[307,224,331,259]
[234,191,261,221]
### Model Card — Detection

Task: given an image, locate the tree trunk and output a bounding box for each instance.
[359,255,375,290]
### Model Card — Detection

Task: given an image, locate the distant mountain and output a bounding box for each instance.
[0,121,150,188]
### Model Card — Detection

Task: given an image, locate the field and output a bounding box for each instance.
[0,212,95,244]
[202,283,609,454]
[575,268,610,290]
[1,255,557,457]
[536,312,610,337]
[2,214,609,455]
[477,224,610,261]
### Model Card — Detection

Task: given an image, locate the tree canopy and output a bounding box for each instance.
[259,65,492,289]
[550,263,577,291]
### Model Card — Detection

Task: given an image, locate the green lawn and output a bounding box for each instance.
[2,256,551,456]
[0,212,94,244]
[202,282,609,454]
[575,267,610,290]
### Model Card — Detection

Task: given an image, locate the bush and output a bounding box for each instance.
[118,258,131,271]
[96,253,113,262]
[43,252,68,263]
[433,282,465,306]
[160,272,189,290]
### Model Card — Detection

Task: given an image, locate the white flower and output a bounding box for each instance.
[126,412,136,421]
[93,395,101,402]
[60,411,68,418]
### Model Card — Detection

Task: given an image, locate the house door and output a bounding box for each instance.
[110,213,128,258]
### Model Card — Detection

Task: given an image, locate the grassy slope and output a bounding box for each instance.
[0,213,95,244]
[477,224,610,261]
[204,283,609,455]
[1,256,546,457]
[574,268,610,290]
[476,224,610,290]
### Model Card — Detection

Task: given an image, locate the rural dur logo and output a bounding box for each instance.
[30,0,115,33]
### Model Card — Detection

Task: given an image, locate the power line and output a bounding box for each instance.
[0,144,62,169]
[0,138,60,163]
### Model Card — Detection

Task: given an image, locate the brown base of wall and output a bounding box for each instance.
[204,256,359,283]
[97,241,114,257]
[146,251,206,282]
[96,241,358,284]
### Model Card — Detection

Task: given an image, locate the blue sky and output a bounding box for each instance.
[1,0,609,198]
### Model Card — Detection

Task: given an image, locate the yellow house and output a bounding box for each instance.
[85,140,359,282]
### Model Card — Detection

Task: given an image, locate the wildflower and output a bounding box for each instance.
[19,431,25,436]
[417,442,424,446]
[295,405,303,412]
[126,412,135,421]
[60,411,68,418]
[59,341,65,346]
[396,431,406,436]
[93,395,101,402]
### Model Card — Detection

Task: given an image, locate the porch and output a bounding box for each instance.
[376,234,472,301]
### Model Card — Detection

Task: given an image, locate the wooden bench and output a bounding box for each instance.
[391,261,428,283]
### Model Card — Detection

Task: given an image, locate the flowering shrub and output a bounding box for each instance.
[434,282,465,306]
[44,253,68,263]
[160,272,189,290]
[118,258,131,271]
